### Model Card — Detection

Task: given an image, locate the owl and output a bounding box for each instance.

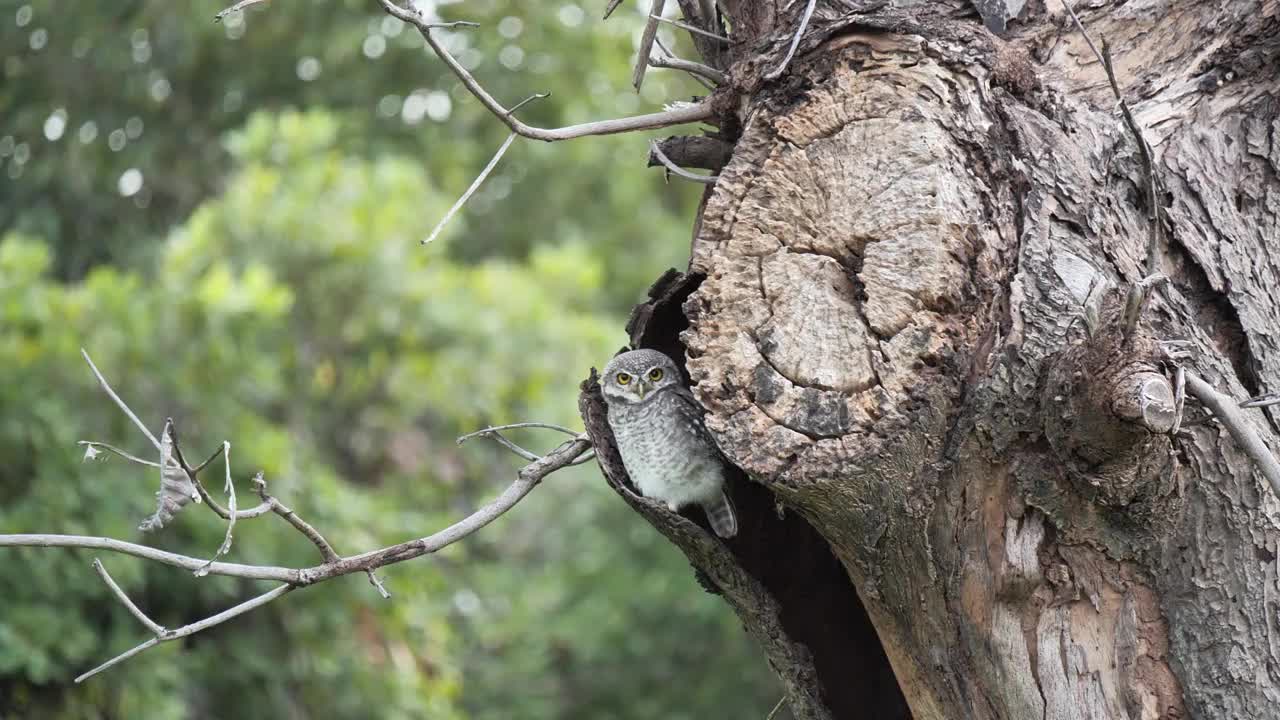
[601,349,737,538]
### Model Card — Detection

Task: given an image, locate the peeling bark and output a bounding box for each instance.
[584,1,1280,717]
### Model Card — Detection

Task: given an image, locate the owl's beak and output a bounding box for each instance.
[636,379,651,399]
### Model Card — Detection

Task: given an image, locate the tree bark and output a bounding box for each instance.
[584,1,1280,718]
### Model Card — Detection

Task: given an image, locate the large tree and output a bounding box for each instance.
[6,0,1279,718]
[582,1,1280,718]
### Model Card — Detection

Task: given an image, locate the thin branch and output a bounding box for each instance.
[423,132,517,245]
[421,92,547,245]
[214,0,268,22]
[648,54,727,86]
[649,139,719,184]
[0,534,299,582]
[765,695,789,720]
[191,443,227,475]
[506,91,550,116]
[763,0,817,80]
[76,583,293,682]
[650,13,728,42]
[1061,1,1163,279]
[196,442,237,576]
[6,424,589,679]
[633,0,667,91]
[81,349,161,452]
[457,422,581,442]
[1241,392,1280,409]
[457,423,587,463]
[309,437,592,580]
[568,448,597,466]
[248,474,388,598]
[251,474,341,563]
[654,36,715,90]
[92,559,165,636]
[377,0,716,141]
[603,0,626,20]
[1184,372,1280,499]
[77,441,160,468]
[192,477,273,520]
[20,435,584,579]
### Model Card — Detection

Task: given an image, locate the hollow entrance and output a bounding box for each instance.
[630,270,910,719]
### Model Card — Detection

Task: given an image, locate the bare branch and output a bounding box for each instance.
[81,349,161,452]
[376,0,716,141]
[77,441,161,468]
[191,443,227,475]
[765,695,789,720]
[763,0,817,80]
[92,559,165,636]
[648,54,727,86]
[653,36,715,90]
[214,0,269,22]
[6,436,588,583]
[457,422,581,442]
[649,140,719,184]
[310,437,592,580]
[458,423,589,464]
[1061,1,1163,279]
[196,442,237,576]
[3,434,592,678]
[0,534,299,582]
[1184,372,1280,499]
[650,13,728,42]
[633,0,668,91]
[1241,392,1280,409]
[603,0,626,20]
[247,473,389,598]
[423,133,517,245]
[76,583,293,682]
[251,474,341,563]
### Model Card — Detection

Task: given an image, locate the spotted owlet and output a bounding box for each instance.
[602,349,737,538]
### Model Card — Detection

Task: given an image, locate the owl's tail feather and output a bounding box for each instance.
[703,491,738,539]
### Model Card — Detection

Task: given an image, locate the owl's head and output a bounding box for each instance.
[601,349,681,405]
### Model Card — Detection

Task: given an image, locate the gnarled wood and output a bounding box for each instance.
[589,1,1280,718]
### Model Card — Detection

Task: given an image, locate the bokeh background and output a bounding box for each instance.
[0,1,782,717]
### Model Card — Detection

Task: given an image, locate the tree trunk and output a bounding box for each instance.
[583,1,1280,718]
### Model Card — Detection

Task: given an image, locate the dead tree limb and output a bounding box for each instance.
[372,0,716,142]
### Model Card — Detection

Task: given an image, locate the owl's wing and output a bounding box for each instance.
[668,385,727,459]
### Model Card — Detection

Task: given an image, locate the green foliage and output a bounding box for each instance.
[0,107,780,719]
[1,0,704,306]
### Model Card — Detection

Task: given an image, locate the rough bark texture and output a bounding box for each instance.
[584,1,1280,717]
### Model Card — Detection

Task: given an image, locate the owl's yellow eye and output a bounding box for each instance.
[616,372,632,385]
[648,368,664,382]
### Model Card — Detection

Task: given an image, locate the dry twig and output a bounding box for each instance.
[1,351,594,679]
[633,0,668,91]
[763,0,817,80]
[1061,0,1165,341]
[374,0,716,141]
[649,54,727,86]
[650,13,729,42]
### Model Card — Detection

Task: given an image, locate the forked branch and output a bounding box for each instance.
[0,352,594,679]
[372,0,717,141]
